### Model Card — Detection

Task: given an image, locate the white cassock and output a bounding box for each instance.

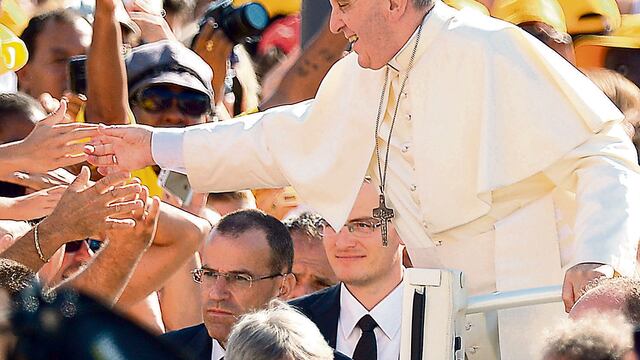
[153,1,640,358]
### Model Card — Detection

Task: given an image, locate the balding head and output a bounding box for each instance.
[569,277,640,326]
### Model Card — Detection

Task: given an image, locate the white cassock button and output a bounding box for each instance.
[410,184,417,191]
[401,143,411,153]
[435,240,443,246]
[422,221,429,229]
[406,114,412,121]
[402,92,408,98]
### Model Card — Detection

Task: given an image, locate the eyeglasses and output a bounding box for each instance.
[191,268,285,289]
[65,238,104,253]
[135,85,211,117]
[318,218,383,238]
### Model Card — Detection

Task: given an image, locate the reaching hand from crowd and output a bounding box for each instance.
[106,186,161,250]
[130,11,177,43]
[3,168,77,191]
[191,20,234,105]
[87,124,155,174]
[0,186,66,220]
[45,166,145,240]
[0,100,99,176]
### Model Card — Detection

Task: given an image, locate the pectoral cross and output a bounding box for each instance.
[373,194,394,247]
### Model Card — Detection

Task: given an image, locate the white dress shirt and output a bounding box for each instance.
[336,282,403,360]
[211,338,225,360]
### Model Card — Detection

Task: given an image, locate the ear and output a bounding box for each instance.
[15,65,31,93]
[277,273,297,299]
[388,0,409,20]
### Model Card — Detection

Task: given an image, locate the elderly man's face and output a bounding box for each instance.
[322,182,402,287]
[287,230,337,299]
[328,0,393,69]
[199,229,289,344]
[18,18,92,99]
[132,84,210,128]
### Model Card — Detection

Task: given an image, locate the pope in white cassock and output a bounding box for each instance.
[87,0,640,358]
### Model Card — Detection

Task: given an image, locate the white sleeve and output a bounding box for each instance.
[544,122,640,276]
[151,127,187,173]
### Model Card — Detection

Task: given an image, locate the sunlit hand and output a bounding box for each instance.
[191,19,234,104]
[107,186,161,249]
[129,11,176,43]
[562,262,615,312]
[86,124,155,175]
[44,166,144,242]
[0,186,67,220]
[16,100,99,173]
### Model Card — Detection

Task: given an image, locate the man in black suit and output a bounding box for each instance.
[290,181,405,360]
[161,209,297,360]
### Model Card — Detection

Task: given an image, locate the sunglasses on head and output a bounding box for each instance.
[135,85,211,117]
[65,239,103,253]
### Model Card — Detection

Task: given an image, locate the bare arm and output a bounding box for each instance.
[116,202,211,306]
[259,20,346,110]
[85,0,130,124]
[158,253,203,331]
[2,168,143,272]
[59,195,162,306]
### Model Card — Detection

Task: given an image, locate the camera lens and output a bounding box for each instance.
[223,2,269,44]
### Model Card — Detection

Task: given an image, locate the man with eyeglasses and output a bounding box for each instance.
[290,181,404,360]
[161,209,298,360]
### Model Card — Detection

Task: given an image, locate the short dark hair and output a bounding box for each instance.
[283,212,323,241]
[0,92,43,126]
[215,210,293,273]
[20,9,87,59]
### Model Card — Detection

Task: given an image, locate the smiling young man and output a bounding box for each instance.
[290,181,404,360]
[89,0,640,357]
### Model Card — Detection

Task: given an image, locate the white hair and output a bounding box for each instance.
[226,300,334,360]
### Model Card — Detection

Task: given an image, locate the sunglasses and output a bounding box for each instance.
[65,239,104,253]
[135,86,211,117]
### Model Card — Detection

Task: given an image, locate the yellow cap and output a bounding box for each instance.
[232,0,301,18]
[0,0,29,36]
[574,14,640,49]
[443,0,489,15]
[557,0,621,35]
[491,0,567,33]
[0,23,28,74]
[573,14,640,68]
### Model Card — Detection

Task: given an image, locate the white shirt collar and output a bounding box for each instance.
[211,338,225,360]
[339,280,404,342]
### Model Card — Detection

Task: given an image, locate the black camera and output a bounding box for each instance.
[198,0,269,44]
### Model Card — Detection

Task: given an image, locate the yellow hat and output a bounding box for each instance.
[232,0,301,18]
[557,0,621,35]
[0,0,29,36]
[0,23,28,74]
[574,14,640,68]
[491,0,567,33]
[443,0,489,15]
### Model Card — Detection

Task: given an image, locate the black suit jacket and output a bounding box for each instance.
[160,319,351,360]
[289,284,342,349]
[161,323,212,360]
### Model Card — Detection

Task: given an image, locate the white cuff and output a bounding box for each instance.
[151,127,187,173]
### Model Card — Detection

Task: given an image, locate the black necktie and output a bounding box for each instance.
[352,314,378,360]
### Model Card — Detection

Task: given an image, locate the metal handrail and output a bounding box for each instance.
[466,285,563,314]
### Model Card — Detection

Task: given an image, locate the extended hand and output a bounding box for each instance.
[17,100,99,173]
[562,262,615,312]
[107,186,161,250]
[0,186,67,220]
[86,124,155,175]
[45,166,144,242]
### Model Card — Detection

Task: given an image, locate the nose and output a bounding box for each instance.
[334,228,358,249]
[73,241,94,263]
[159,104,188,126]
[207,276,230,301]
[328,5,344,34]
